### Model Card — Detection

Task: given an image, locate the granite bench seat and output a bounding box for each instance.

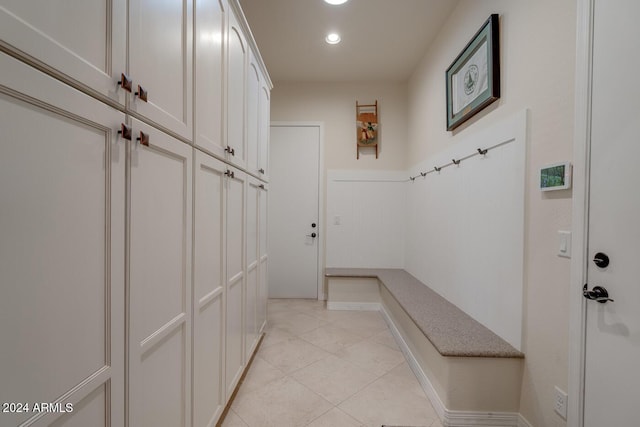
[324,268,523,359]
[325,267,525,423]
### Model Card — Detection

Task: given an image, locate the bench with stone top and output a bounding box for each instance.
[325,268,525,425]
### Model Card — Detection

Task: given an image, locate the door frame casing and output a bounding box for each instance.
[569,0,594,425]
[270,121,325,300]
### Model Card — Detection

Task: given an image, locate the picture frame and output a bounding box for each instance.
[539,162,572,191]
[446,14,500,131]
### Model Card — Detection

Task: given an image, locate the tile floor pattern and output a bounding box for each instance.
[222,299,442,427]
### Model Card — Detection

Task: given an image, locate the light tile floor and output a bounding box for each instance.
[222,299,442,427]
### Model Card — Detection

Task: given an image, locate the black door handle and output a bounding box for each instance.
[583,284,614,303]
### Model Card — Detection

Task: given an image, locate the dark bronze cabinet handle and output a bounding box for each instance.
[259,168,265,174]
[135,84,148,102]
[117,123,132,140]
[136,131,149,147]
[225,146,235,156]
[119,73,133,92]
[225,169,235,179]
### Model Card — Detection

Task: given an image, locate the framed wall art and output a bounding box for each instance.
[356,100,378,159]
[446,14,500,131]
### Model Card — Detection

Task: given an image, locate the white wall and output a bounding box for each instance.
[326,170,406,269]
[405,110,526,350]
[407,2,576,426]
[270,82,408,171]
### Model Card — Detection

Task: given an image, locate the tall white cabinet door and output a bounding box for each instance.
[193,150,226,427]
[0,0,126,105]
[128,0,193,140]
[194,0,226,158]
[257,184,269,333]
[245,179,260,356]
[225,166,246,396]
[0,53,125,426]
[226,7,247,169]
[246,51,261,176]
[129,119,192,427]
[258,83,271,181]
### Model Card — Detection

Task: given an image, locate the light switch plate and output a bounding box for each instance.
[558,231,571,258]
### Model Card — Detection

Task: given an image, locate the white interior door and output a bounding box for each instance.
[268,124,321,299]
[583,1,640,425]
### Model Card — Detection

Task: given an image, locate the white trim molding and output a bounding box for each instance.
[569,0,594,426]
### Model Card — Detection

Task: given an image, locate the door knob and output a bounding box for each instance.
[306,232,317,238]
[583,284,614,303]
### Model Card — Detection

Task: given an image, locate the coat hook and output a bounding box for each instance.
[452,158,460,165]
[434,166,441,172]
[477,148,488,155]
[420,172,427,177]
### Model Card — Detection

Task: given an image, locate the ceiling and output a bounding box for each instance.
[239,0,459,84]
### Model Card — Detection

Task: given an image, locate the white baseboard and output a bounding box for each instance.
[326,301,381,311]
[517,414,533,427]
[379,305,524,427]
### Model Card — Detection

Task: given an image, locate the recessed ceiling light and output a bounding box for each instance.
[324,0,349,5]
[325,33,341,44]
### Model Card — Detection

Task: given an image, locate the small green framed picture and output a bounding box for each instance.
[540,162,572,191]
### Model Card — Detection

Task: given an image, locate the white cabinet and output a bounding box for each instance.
[128,118,192,427]
[247,177,268,345]
[258,80,271,181]
[0,1,271,425]
[0,53,125,426]
[194,0,226,158]
[247,50,271,181]
[0,0,127,106]
[246,51,261,176]
[258,182,269,333]
[193,150,226,427]
[128,0,193,141]
[245,178,260,356]
[226,7,247,169]
[225,165,246,396]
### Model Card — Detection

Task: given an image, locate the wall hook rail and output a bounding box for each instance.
[408,137,516,183]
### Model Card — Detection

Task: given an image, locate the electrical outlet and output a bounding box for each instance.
[554,386,568,420]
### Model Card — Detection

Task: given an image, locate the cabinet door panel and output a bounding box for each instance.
[128,0,193,140]
[0,53,124,427]
[258,185,268,332]
[225,168,245,395]
[258,84,271,180]
[195,0,226,158]
[0,0,126,105]
[246,53,260,175]
[245,180,260,355]
[226,9,246,169]
[193,151,226,427]
[129,119,192,427]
